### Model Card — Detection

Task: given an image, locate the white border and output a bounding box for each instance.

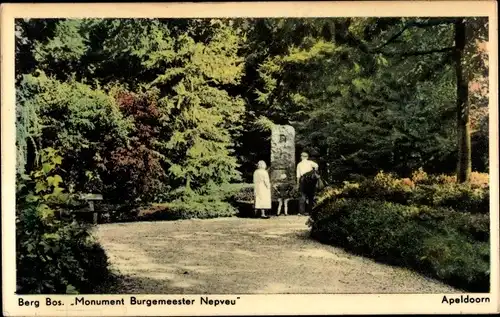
[1,1,499,315]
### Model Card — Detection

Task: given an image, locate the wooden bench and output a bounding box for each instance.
[70,193,104,224]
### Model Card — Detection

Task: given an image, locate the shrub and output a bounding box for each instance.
[319,170,490,214]
[327,171,414,205]
[346,173,368,183]
[432,174,457,185]
[469,171,489,188]
[421,234,489,291]
[16,148,110,294]
[204,182,254,202]
[315,186,344,207]
[410,183,489,214]
[427,171,488,189]
[131,186,242,221]
[231,186,255,202]
[101,184,248,223]
[411,167,429,184]
[16,72,134,196]
[308,198,490,292]
[160,199,237,219]
[141,196,238,221]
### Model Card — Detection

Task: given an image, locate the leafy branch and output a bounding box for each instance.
[345,18,457,58]
[371,18,458,51]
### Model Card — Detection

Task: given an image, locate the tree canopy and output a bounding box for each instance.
[15,17,489,202]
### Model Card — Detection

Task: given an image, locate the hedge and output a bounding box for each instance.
[143,199,238,220]
[316,170,489,214]
[308,198,490,292]
[103,201,237,222]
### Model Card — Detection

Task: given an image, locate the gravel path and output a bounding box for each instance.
[94,215,458,294]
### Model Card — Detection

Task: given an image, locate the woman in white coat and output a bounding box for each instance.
[253,160,272,219]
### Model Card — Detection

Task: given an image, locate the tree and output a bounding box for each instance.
[249,18,460,181]
[17,17,489,195]
[351,17,488,182]
[16,71,133,193]
[107,89,167,202]
[454,19,471,183]
[19,18,247,197]
[138,19,246,192]
[15,18,61,82]
[251,17,489,182]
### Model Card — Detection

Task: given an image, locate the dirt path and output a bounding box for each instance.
[94,215,458,294]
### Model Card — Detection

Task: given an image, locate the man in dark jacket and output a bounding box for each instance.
[296,152,319,214]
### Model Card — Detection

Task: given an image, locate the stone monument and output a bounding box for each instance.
[270,125,296,183]
[270,125,296,215]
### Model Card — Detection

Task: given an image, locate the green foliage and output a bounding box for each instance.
[16,148,110,294]
[203,182,255,201]
[15,19,62,81]
[316,170,489,214]
[16,71,133,194]
[17,17,490,193]
[16,79,43,176]
[254,116,276,132]
[33,19,88,78]
[101,184,249,223]
[17,18,251,204]
[312,167,490,290]
[245,18,488,181]
[410,183,489,214]
[155,183,255,219]
[137,190,238,221]
[155,198,237,220]
[308,198,489,292]
[231,186,255,202]
[134,19,246,192]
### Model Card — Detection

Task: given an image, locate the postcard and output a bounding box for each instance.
[1,1,498,315]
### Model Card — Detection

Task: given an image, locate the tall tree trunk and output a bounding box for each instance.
[454,19,471,183]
